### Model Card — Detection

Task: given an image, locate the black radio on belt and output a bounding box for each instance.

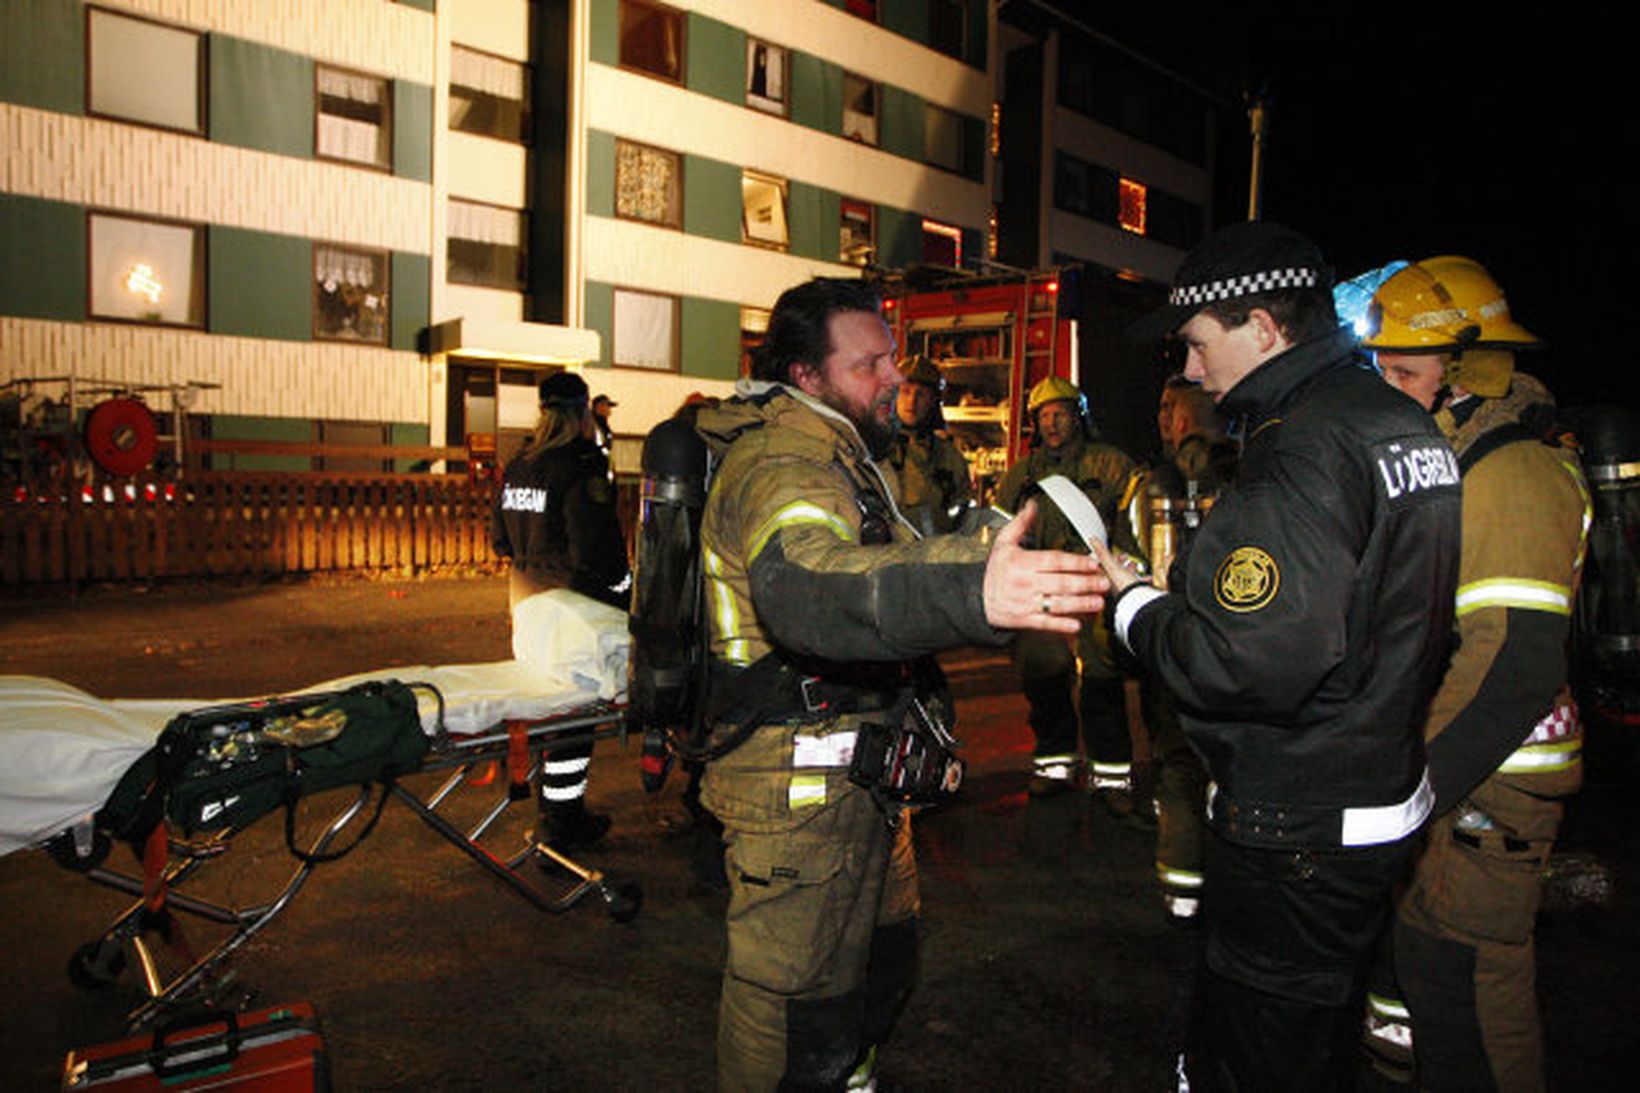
[848,696,964,813]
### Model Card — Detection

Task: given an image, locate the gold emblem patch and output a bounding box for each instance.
[1215,547,1280,613]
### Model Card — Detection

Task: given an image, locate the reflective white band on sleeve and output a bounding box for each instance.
[1454,578,1571,617]
[1113,584,1169,647]
[540,783,587,801]
[1340,767,1433,846]
[793,731,858,768]
[541,757,591,776]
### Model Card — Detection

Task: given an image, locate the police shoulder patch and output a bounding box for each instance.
[1214,546,1280,613]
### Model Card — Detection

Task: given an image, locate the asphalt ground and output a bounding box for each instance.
[1,575,1635,1090]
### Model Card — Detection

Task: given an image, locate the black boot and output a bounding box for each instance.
[540,800,611,851]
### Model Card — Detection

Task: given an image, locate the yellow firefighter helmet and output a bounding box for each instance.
[1417,255,1541,348]
[1362,264,1476,352]
[1027,375,1084,416]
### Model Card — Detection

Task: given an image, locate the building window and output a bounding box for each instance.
[922,218,962,268]
[448,199,527,290]
[742,171,789,250]
[840,199,875,266]
[615,140,683,228]
[924,103,965,173]
[613,288,678,371]
[928,0,967,60]
[316,65,392,169]
[449,45,530,143]
[1119,178,1147,235]
[842,73,878,145]
[86,7,204,134]
[620,0,684,83]
[746,40,788,116]
[88,212,204,327]
[1054,151,1118,224]
[740,306,769,377]
[314,245,389,344]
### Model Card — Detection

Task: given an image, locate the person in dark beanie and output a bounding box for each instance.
[493,369,630,849]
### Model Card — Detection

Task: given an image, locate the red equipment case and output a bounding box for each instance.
[62,1003,328,1090]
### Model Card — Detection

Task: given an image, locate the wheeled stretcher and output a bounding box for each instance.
[0,590,638,1031]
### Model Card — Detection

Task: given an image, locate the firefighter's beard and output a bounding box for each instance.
[813,387,899,460]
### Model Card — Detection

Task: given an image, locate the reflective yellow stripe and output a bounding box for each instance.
[1499,737,1582,774]
[748,502,856,563]
[789,773,828,810]
[1562,458,1593,572]
[1454,577,1571,617]
[704,546,750,665]
[1155,864,1204,889]
[1367,993,1410,1020]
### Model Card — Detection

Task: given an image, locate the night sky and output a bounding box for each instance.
[1079,5,1632,410]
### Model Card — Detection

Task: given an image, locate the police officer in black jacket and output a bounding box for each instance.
[1100,222,1462,1090]
[494,371,631,848]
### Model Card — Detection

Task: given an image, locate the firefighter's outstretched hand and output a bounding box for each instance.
[983,500,1108,634]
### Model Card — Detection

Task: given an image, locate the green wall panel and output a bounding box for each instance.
[684,154,741,244]
[584,280,614,367]
[209,36,312,158]
[789,51,840,135]
[681,297,741,381]
[397,0,436,11]
[878,84,924,161]
[586,129,615,217]
[686,13,743,105]
[962,226,984,268]
[391,421,430,472]
[208,415,311,472]
[588,0,618,66]
[391,251,430,351]
[208,227,309,341]
[394,80,433,181]
[962,113,985,181]
[880,0,929,46]
[787,181,839,263]
[0,193,86,321]
[877,205,923,269]
[0,0,83,114]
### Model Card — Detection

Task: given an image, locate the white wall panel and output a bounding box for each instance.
[1053,107,1210,204]
[679,0,991,117]
[450,0,531,62]
[586,66,988,227]
[1,105,431,254]
[439,283,526,324]
[1050,212,1184,284]
[583,215,857,309]
[89,0,434,80]
[0,317,428,423]
[445,131,528,209]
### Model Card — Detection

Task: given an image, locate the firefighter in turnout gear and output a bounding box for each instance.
[493,370,630,850]
[885,355,972,536]
[1128,377,1235,919]
[995,376,1139,802]
[1365,257,1591,1091]
[692,278,1108,1090]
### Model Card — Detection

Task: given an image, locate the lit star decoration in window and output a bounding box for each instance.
[126,263,163,304]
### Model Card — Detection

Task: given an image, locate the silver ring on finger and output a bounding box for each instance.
[1040,593,1053,614]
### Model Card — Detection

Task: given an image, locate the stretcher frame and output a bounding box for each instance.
[62,700,637,1032]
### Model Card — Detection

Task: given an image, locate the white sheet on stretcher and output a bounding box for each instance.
[0,589,629,857]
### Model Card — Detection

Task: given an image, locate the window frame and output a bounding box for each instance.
[745,38,790,117]
[618,0,687,85]
[921,217,963,269]
[840,197,876,266]
[741,170,790,252]
[446,197,529,292]
[84,5,207,136]
[841,71,879,146]
[85,209,207,329]
[614,138,684,230]
[312,242,391,345]
[611,287,681,373]
[1118,177,1148,236]
[314,62,394,172]
[448,43,532,144]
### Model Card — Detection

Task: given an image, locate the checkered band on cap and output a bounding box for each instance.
[1169,267,1321,307]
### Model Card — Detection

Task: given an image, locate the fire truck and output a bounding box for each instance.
[880,266,1078,500]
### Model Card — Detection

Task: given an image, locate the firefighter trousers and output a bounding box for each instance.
[1014,624,1129,780]
[1395,782,1562,1092]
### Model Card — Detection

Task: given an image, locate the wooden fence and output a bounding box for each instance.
[1,472,501,587]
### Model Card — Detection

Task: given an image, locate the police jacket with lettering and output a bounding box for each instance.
[1115,328,1462,849]
[492,435,630,608]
